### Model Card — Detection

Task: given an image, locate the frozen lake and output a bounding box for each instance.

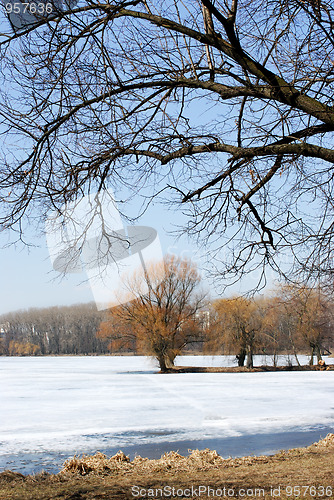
[0,355,334,474]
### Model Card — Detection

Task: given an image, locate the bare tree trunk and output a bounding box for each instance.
[158,355,167,372]
[272,351,277,368]
[246,345,254,368]
[293,352,301,367]
[157,353,175,372]
[236,348,246,367]
[309,344,315,366]
[288,330,301,367]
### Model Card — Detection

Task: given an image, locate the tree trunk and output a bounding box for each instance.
[236,348,246,367]
[157,353,175,372]
[293,352,301,367]
[246,345,253,368]
[315,344,322,363]
[309,344,315,366]
[272,351,277,368]
[288,329,301,366]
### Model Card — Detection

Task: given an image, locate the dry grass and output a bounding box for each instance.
[0,435,333,499]
[165,365,334,373]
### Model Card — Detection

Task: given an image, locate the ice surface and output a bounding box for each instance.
[0,355,333,473]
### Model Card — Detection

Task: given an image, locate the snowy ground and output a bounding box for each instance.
[0,355,333,474]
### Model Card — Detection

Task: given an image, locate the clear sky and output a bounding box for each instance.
[0,16,213,314]
[0,196,275,315]
[0,195,224,315]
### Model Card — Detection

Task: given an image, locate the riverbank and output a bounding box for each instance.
[163,364,334,373]
[0,434,333,500]
[3,428,333,475]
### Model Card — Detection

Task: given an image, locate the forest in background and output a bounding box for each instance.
[0,303,108,356]
[1,284,333,367]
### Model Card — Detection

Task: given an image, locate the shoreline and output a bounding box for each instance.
[163,364,334,373]
[1,434,333,499]
[1,427,334,476]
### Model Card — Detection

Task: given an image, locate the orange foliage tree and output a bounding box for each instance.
[98,255,206,371]
[209,296,265,368]
[7,340,40,356]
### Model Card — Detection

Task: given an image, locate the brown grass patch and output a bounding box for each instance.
[165,365,334,373]
[0,434,333,499]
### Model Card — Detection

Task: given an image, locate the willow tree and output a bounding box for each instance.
[98,255,205,371]
[210,296,264,368]
[1,1,334,288]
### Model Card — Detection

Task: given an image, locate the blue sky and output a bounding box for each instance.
[0,16,213,314]
[0,196,275,315]
[0,195,219,314]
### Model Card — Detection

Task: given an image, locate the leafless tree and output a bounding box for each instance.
[272,284,334,365]
[1,0,334,288]
[0,303,107,354]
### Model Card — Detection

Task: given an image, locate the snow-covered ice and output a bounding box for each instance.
[0,355,333,473]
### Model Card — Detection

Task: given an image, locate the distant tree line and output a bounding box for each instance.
[1,272,333,368]
[0,303,108,355]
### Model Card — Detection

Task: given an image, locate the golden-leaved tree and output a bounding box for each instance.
[98,255,206,371]
[209,296,264,368]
